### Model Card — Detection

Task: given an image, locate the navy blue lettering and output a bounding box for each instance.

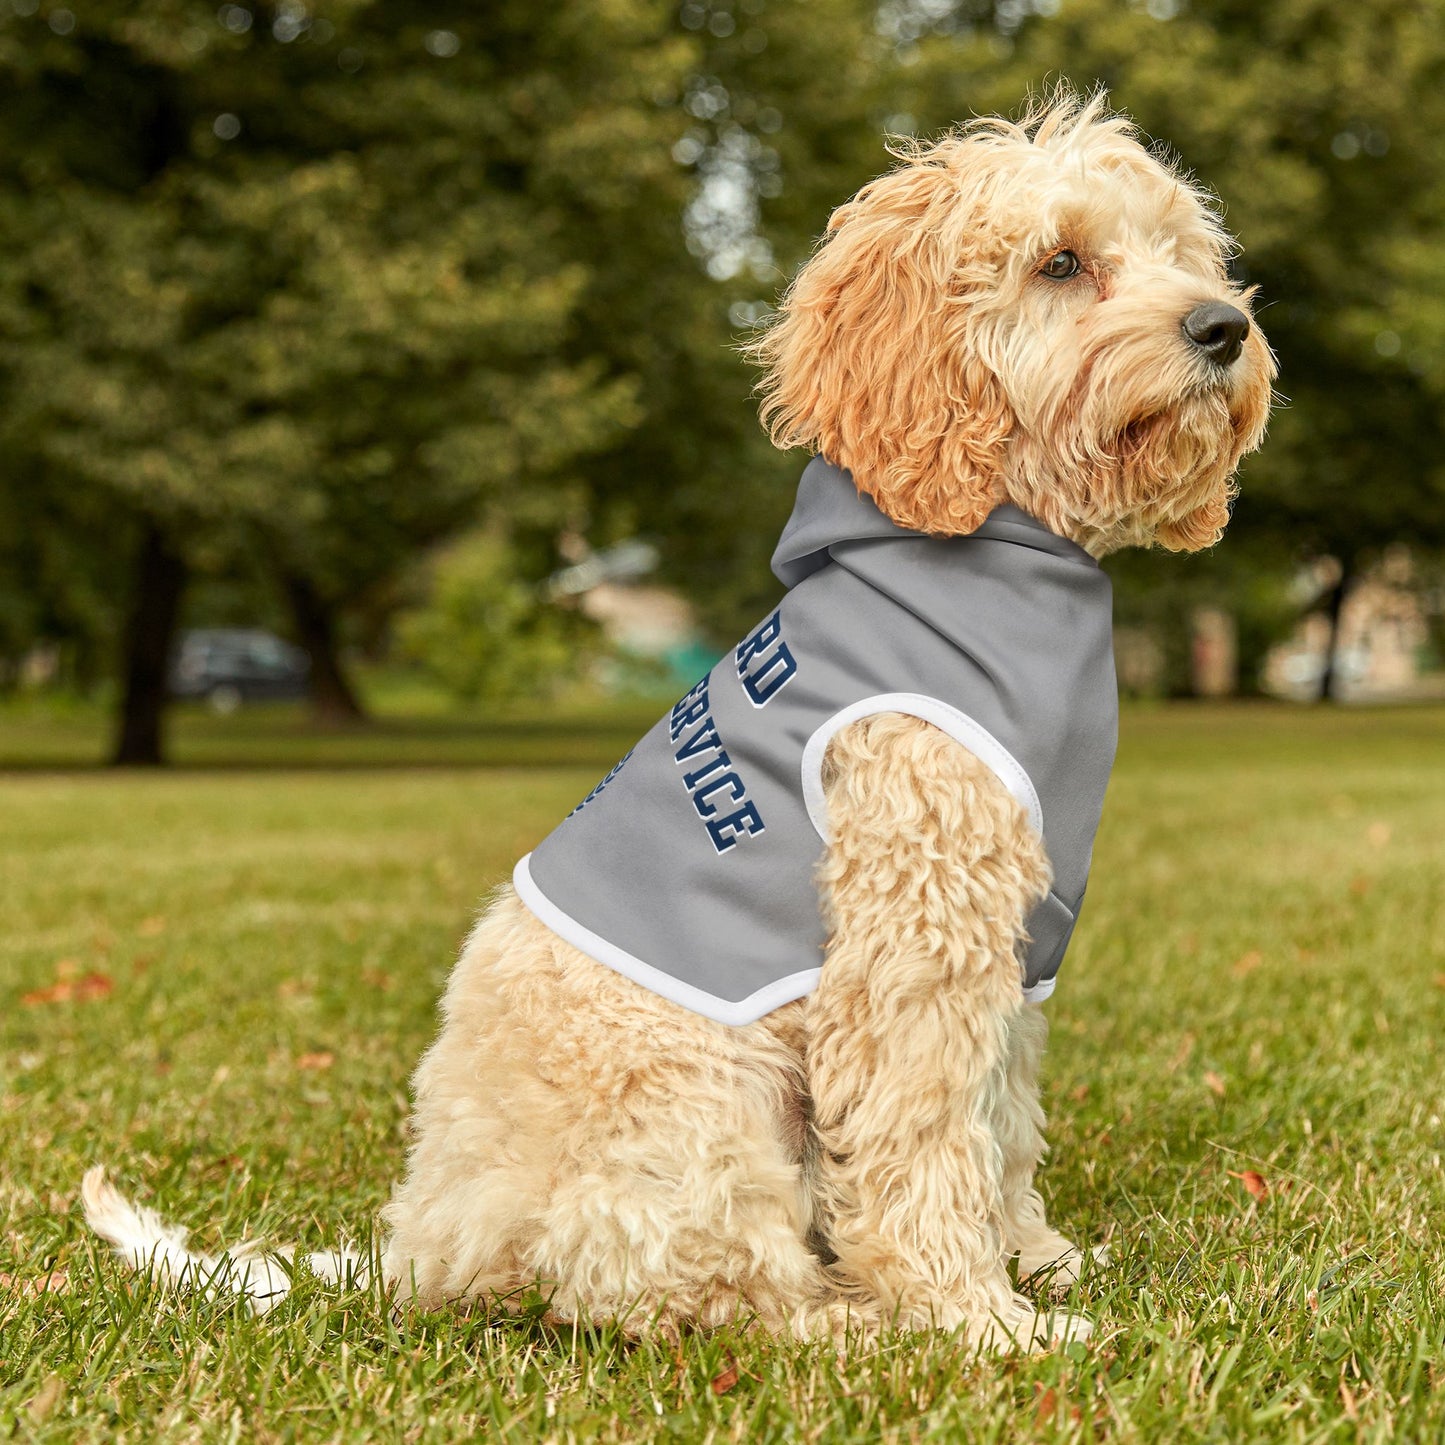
[665,665,768,849]
[741,645,797,706]
[735,611,783,668]
[705,801,766,853]
[673,717,723,763]
[681,752,731,790]
[736,610,798,707]
[692,772,746,817]
[669,677,710,741]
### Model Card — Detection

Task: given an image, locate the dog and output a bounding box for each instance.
[85,90,1274,1351]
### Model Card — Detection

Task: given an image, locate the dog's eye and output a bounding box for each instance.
[1040,250,1081,280]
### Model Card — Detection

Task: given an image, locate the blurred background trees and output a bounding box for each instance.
[1,0,1442,761]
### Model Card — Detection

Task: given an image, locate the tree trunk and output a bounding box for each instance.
[1317,556,1355,703]
[112,524,187,766]
[281,571,366,725]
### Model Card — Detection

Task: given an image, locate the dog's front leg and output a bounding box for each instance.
[994,1004,1099,1289]
[805,713,1088,1350]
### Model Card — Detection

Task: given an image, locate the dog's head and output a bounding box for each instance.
[751,90,1275,554]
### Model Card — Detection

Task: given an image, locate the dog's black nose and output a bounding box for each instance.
[1182,302,1250,367]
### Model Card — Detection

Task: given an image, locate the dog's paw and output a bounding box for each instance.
[1031,1307,1093,1348]
[972,1295,1093,1353]
[1018,1240,1110,1293]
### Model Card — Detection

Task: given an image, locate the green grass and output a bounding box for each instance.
[2,702,1443,1442]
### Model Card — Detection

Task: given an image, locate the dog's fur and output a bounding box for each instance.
[85,91,1274,1350]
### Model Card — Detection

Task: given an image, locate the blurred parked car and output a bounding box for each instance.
[169,629,310,712]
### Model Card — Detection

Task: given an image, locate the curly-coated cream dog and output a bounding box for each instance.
[85,92,1273,1351]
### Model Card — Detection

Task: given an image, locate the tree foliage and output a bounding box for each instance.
[0,0,706,749]
[395,531,601,706]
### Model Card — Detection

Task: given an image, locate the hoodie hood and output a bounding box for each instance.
[771,456,1097,588]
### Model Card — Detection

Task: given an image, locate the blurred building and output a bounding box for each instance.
[548,540,718,690]
[1262,548,1440,701]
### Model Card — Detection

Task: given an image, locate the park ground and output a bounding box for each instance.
[1,699,1443,1442]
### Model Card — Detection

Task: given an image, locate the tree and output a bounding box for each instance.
[0,1,697,759]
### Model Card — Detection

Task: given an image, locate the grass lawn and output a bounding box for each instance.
[2,701,1443,1442]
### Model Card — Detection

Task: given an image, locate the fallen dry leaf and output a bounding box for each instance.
[1232,950,1263,977]
[1070,1083,1090,1103]
[1204,1070,1227,1098]
[0,1268,70,1299]
[21,972,114,1007]
[138,915,167,937]
[1035,1386,1058,1425]
[1349,875,1372,898]
[295,1051,334,1071]
[711,1358,740,1396]
[1434,974,1445,990]
[1365,822,1391,849]
[1228,1169,1269,1201]
[22,983,67,1007]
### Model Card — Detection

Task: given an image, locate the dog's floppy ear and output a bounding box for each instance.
[749,149,1012,535]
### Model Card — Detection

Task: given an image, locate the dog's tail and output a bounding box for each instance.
[81,1165,368,1315]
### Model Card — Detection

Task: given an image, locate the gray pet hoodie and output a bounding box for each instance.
[514,456,1118,1025]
